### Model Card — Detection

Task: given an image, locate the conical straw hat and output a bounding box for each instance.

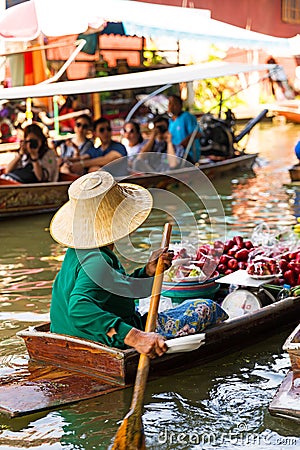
[50,171,153,249]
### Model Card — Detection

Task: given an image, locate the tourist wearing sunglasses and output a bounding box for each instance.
[70,118,128,176]
[58,114,93,161]
[1,123,58,183]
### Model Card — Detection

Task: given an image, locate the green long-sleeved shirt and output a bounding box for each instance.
[50,247,152,348]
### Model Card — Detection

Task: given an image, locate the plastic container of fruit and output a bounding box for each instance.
[162,272,220,303]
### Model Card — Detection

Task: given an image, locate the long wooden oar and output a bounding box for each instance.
[111,222,172,450]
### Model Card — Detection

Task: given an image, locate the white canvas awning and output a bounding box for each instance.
[0,0,299,55]
[0,61,275,100]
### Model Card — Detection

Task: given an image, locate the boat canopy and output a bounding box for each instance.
[0,0,299,55]
[0,61,275,100]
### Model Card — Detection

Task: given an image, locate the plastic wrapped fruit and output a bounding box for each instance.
[247,256,280,277]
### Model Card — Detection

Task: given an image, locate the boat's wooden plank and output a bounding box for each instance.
[0,182,70,217]
[0,362,126,418]
[269,371,300,421]
[289,166,300,183]
[19,330,136,385]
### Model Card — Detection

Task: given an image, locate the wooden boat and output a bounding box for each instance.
[269,322,300,422]
[272,108,300,124]
[126,152,257,189]
[0,152,257,218]
[289,164,300,182]
[0,173,73,218]
[270,101,300,124]
[0,294,299,418]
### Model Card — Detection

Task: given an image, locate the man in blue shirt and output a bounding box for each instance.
[70,118,128,176]
[168,95,201,163]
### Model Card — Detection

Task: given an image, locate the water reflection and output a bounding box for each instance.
[142,332,299,450]
[0,122,300,449]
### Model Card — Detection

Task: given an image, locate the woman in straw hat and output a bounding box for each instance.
[50,171,228,357]
[49,170,173,357]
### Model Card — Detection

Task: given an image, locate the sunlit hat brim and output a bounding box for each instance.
[50,182,153,249]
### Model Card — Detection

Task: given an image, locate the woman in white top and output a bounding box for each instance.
[122,121,145,166]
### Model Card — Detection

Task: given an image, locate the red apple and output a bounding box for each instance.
[228,259,238,270]
[235,249,249,261]
[244,240,254,250]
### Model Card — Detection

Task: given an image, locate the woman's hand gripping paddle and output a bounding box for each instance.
[111,223,172,450]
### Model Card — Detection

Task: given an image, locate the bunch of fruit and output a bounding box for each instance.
[278,251,300,286]
[170,238,300,288]
[214,236,256,275]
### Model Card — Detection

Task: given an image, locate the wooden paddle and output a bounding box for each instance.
[111,222,172,450]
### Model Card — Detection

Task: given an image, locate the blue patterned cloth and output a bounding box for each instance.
[156,298,228,338]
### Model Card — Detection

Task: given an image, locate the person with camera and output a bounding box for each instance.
[133,115,184,172]
[1,123,58,183]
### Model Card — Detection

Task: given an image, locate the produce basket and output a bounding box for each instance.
[162,278,220,303]
[282,323,300,372]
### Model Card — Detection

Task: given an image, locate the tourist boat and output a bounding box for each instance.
[0,152,257,219]
[272,107,300,124]
[0,171,74,218]
[0,294,299,418]
[0,62,268,219]
[269,100,300,124]
[268,322,300,422]
[289,164,300,183]
[270,100,300,123]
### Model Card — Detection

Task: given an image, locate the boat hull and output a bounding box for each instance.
[272,108,300,124]
[0,153,257,218]
[269,371,300,422]
[0,294,299,417]
[289,165,300,182]
[0,181,70,218]
[126,153,257,189]
[269,323,300,422]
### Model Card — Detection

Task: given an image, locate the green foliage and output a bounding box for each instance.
[194,75,246,114]
[193,45,247,114]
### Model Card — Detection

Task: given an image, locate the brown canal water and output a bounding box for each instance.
[0,121,300,449]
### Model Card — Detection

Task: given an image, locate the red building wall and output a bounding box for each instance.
[138,0,300,37]
[136,0,300,83]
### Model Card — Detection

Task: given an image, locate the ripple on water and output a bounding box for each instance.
[0,411,65,449]
[142,337,300,449]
